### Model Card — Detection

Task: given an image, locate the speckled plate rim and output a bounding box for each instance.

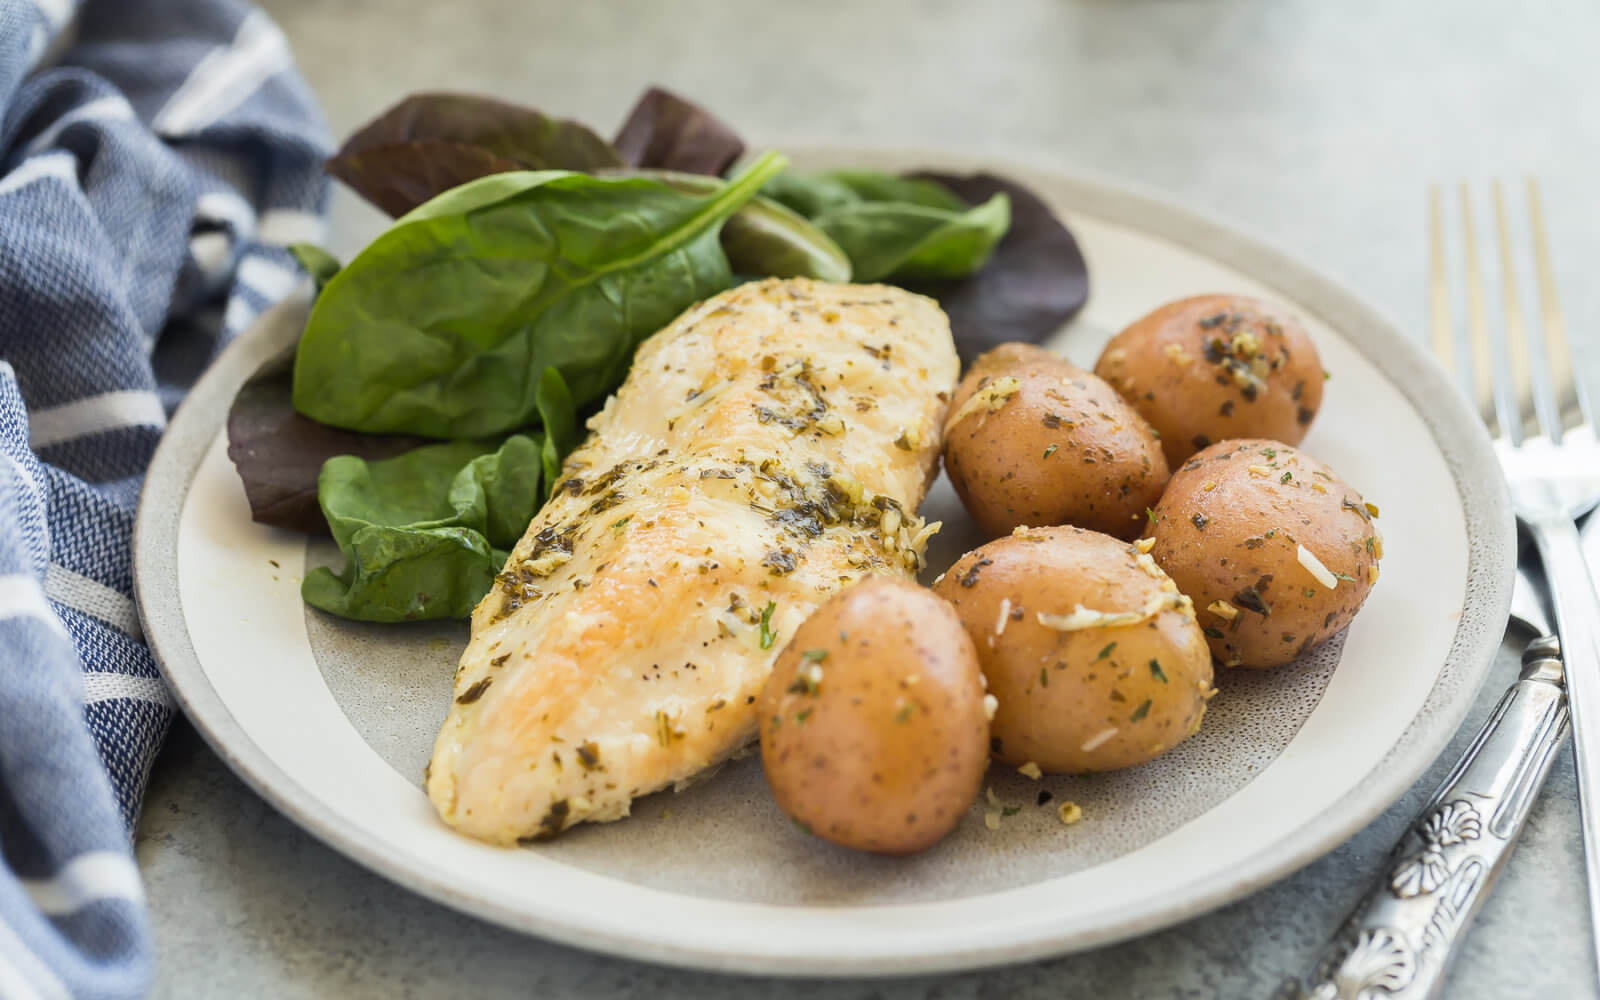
[133,148,1514,977]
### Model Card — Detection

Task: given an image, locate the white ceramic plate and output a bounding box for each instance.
[133,150,1513,977]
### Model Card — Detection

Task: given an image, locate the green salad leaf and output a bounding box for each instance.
[601,168,850,282]
[288,243,341,290]
[292,151,788,438]
[534,366,577,502]
[759,169,1009,282]
[302,432,545,622]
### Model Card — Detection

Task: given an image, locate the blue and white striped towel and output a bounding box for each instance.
[0,2,329,996]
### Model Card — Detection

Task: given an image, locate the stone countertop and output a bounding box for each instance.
[138,1,1600,995]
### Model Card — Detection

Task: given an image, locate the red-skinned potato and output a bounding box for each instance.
[933,525,1214,773]
[1095,295,1325,467]
[758,579,988,854]
[943,344,1169,540]
[1148,439,1382,668]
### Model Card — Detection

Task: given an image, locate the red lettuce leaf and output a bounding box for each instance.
[226,350,430,534]
[327,92,622,217]
[902,171,1088,364]
[613,86,745,176]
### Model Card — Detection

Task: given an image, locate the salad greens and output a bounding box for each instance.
[900,171,1089,363]
[326,92,622,217]
[292,153,788,438]
[302,433,545,622]
[288,243,340,290]
[225,84,1090,624]
[760,168,1010,282]
[612,86,745,176]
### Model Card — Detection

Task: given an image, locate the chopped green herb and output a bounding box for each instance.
[1262,446,1277,459]
[894,703,915,723]
[1203,626,1225,639]
[1039,666,1049,688]
[1149,659,1167,683]
[1001,805,1022,817]
[1096,641,1117,660]
[1043,444,1059,459]
[610,516,631,532]
[1366,537,1377,556]
[801,648,829,662]
[795,708,812,725]
[1265,529,1276,537]
[1146,507,1159,524]
[1280,471,1293,484]
[759,600,778,649]
[1332,570,1358,582]
[1129,699,1152,723]
[791,816,812,835]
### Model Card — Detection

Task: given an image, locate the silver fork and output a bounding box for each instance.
[1432,178,1600,974]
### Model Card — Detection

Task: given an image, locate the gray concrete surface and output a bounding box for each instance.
[137,1,1600,996]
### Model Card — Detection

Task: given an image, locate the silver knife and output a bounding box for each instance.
[1281,545,1568,1000]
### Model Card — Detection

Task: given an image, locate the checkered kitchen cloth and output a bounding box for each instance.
[0,1,329,996]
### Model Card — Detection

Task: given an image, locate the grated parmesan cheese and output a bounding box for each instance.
[995,598,1013,637]
[1018,761,1042,780]
[944,376,1021,431]
[1058,801,1084,825]
[1207,599,1239,621]
[983,694,999,720]
[1135,536,1156,554]
[1296,544,1338,590]
[1081,728,1118,752]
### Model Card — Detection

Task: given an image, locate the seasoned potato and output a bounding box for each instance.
[1148,439,1381,668]
[757,579,988,854]
[1095,295,1325,466]
[932,525,1213,773]
[943,344,1170,540]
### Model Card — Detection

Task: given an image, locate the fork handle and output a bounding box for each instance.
[1280,635,1567,1000]
[1527,512,1600,980]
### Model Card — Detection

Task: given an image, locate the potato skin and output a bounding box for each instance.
[932,525,1213,773]
[1095,295,1325,467]
[943,345,1170,540]
[1149,439,1381,668]
[757,579,988,854]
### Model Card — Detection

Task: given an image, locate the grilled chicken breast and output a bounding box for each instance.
[426,278,960,844]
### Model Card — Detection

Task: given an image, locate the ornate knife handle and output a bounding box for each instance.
[1282,635,1568,1000]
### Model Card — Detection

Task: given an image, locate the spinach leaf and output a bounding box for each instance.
[534,367,577,502]
[601,167,850,282]
[301,433,544,622]
[326,92,622,217]
[613,86,745,176]
[814,193,1009,282]
[226,349,430,535]
[759,169,1009,282]
[288,243,341,290]
[901,171,1089,364]
[291,151,787,438]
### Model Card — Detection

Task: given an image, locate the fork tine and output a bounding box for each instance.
[1428,184,1455,377]
[1528,177,1588,431]
[1459,184,1499,433]
[1492,179,1537,442]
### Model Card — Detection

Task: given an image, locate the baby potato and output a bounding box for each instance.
[757,578,988,855]
[932,525,1214,773]
[943,344,1170,540]
[1148,439,1382,668]
[1094,295,1326,467]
